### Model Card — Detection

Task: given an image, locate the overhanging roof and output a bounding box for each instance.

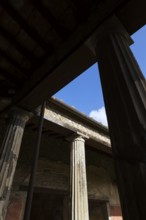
[0,0,145,111]
[27,97,111,155]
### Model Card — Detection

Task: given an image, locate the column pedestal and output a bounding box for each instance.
[0,109,31,220]
[70,134,89,220]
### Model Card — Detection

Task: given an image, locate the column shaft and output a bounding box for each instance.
[91,17,146,220]
[0,110,30,220]
[70,136,89,220]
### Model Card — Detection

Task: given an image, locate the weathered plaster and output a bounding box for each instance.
[44,108,110,147]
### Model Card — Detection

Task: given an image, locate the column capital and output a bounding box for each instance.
[67,131,89,142]
[7,107,33,123]
[86,15,133,55]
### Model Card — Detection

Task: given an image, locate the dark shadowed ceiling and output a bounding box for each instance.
[0,0,145,111]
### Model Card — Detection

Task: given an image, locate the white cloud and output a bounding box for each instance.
[89,106,108,127]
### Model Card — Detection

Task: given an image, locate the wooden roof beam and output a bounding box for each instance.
[1,1,54,53]
[0,26,37,64]
[34,0,70,40]
[0,48,30,77]
[0,66,25,85]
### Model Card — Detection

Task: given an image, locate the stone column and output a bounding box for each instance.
[87,16,146,220]
[70,133,89,220]
[0,109,31,220]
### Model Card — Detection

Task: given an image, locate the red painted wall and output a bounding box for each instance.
[110,206,123,220]
[5,193,26,220]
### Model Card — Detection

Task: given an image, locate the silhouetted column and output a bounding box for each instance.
[87,16,146,220]
[70,133,89,220]
[0,109,32,220]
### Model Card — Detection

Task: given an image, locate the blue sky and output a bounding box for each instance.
[55,25,146,126]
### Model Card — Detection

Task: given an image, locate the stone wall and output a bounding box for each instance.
[12,155,121,219]
[0,102,121,219]
[27,157,119,206]
[6,123,122,219]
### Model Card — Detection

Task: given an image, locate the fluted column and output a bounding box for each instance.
[70,134,89,220]
[0,109,32,220]
[87,16,146,220]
